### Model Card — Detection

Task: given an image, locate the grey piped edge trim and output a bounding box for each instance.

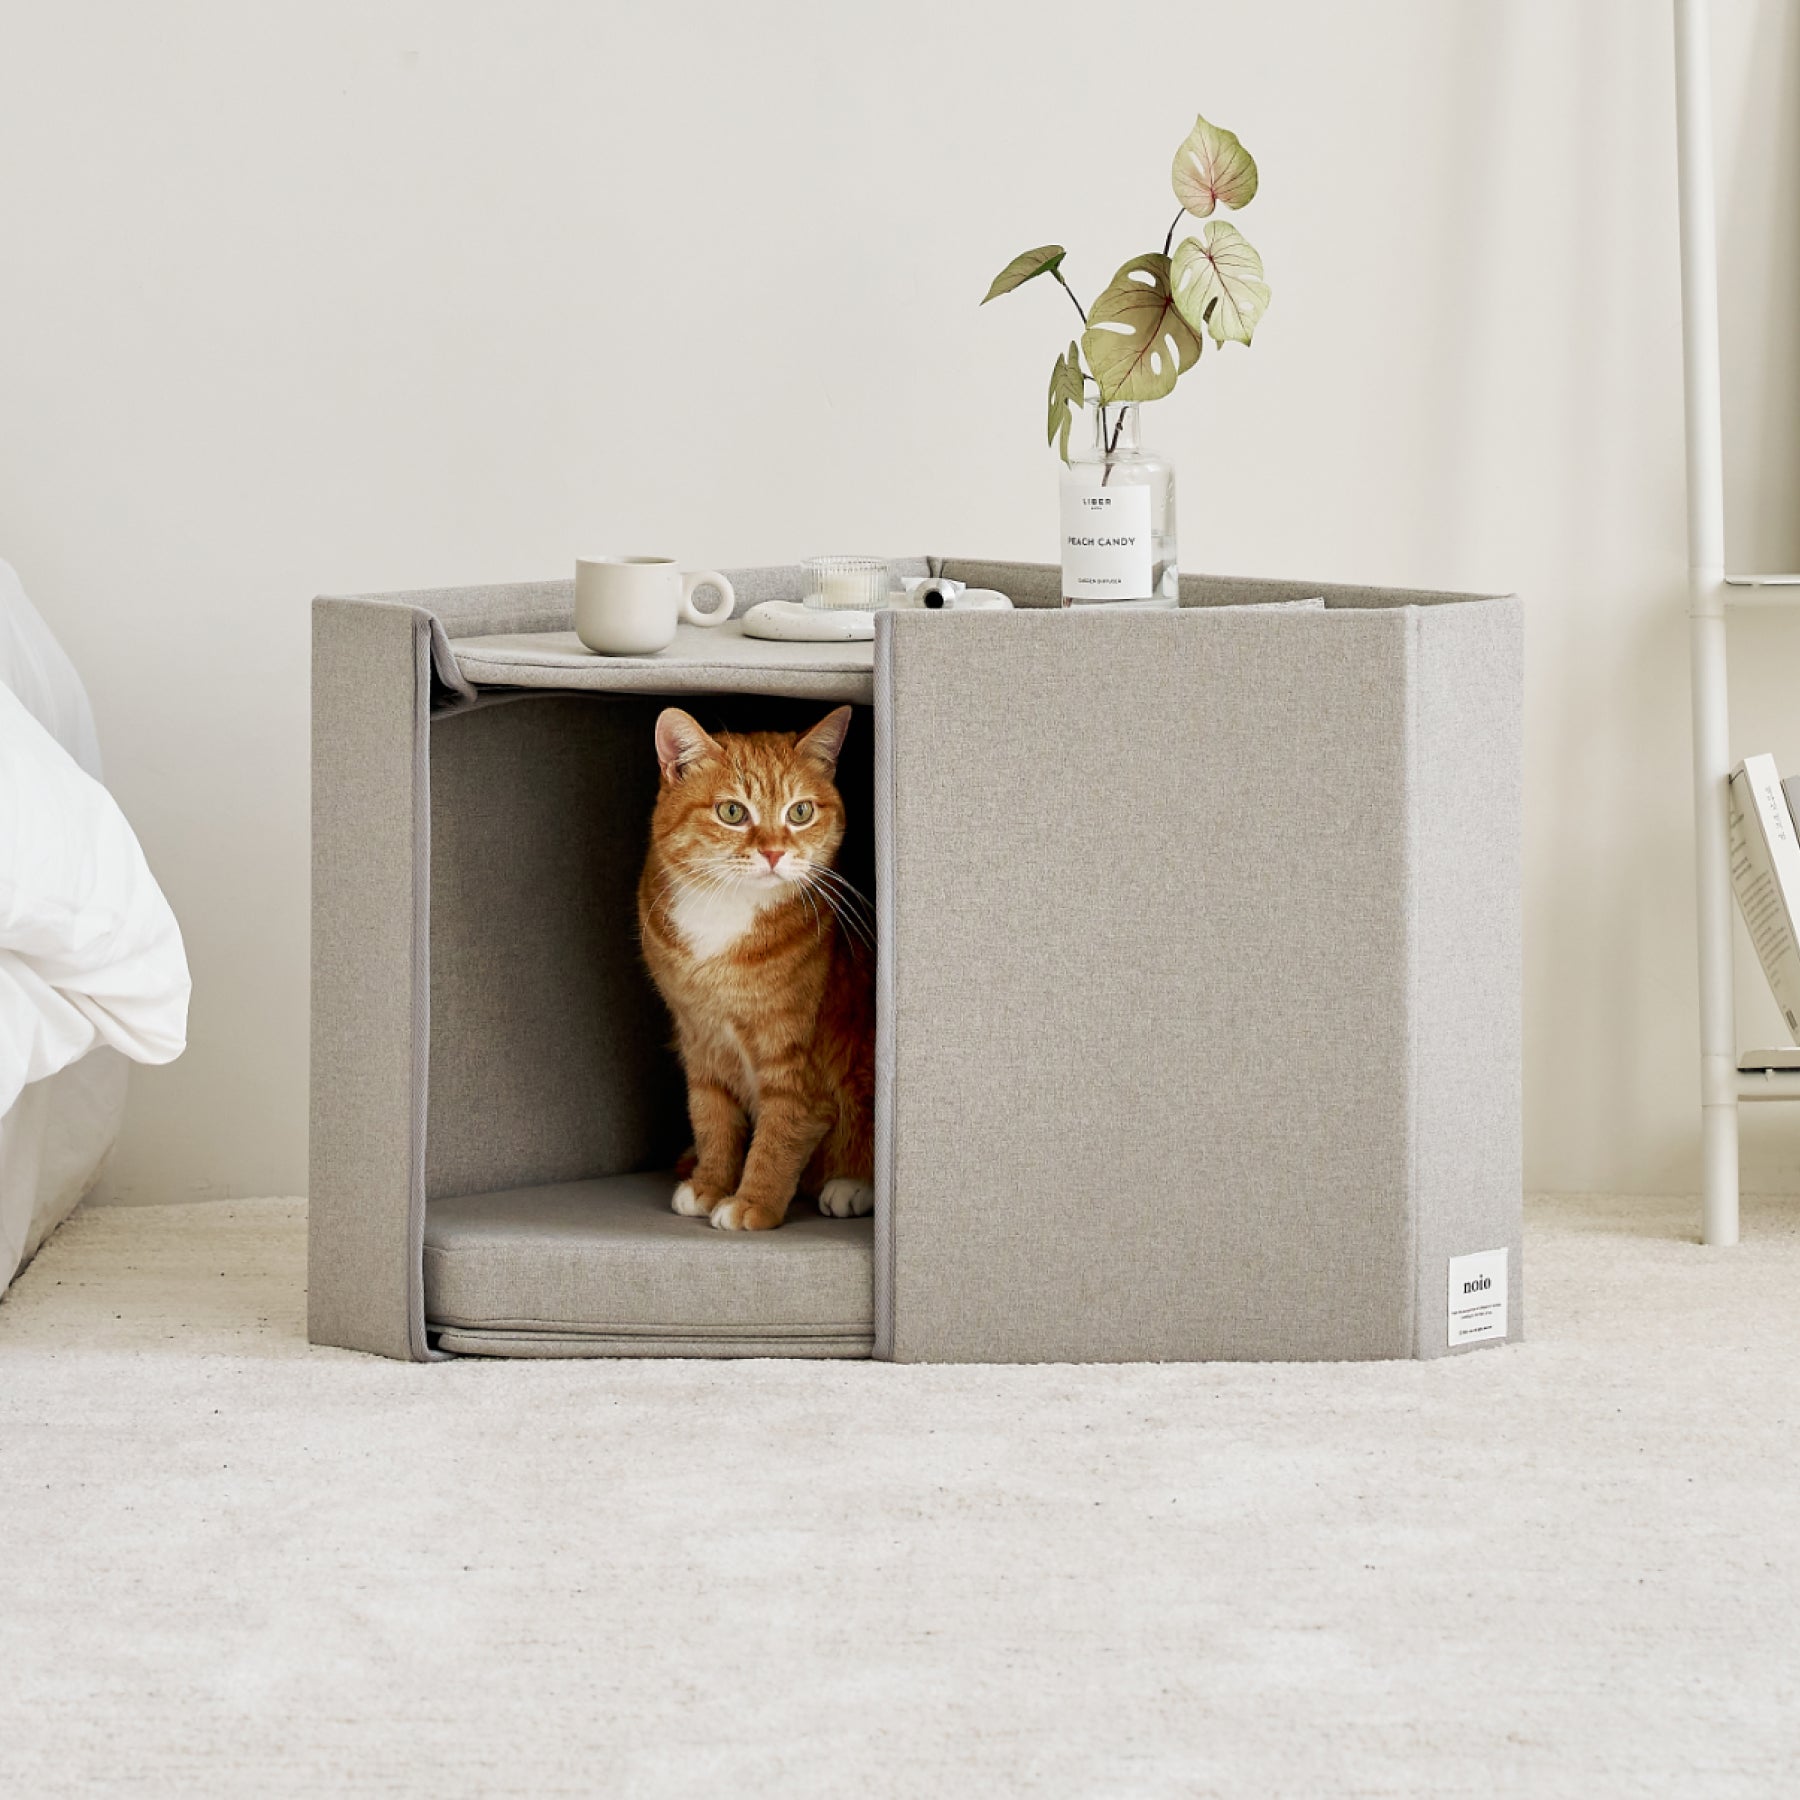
[872,611,899,1360]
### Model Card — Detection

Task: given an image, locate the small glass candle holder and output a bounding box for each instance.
[801,555,891,611]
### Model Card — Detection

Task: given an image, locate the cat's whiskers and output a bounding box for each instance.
[806,863,873,907]
[800,866,876,953]
[815,889,877,955]
[805,863,875,921]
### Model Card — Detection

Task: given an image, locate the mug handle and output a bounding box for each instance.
[680,570,735,628]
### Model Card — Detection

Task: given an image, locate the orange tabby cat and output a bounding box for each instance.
[637,706,875,1231]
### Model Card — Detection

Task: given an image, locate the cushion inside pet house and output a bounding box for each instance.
[311,558,1522,1363]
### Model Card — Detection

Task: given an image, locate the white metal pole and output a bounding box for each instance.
[1674,0,1739,1245]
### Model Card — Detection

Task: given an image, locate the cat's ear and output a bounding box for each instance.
[797,706,852,772]
[655,709,719,782]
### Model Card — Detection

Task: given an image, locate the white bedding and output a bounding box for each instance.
[1,560,189,1291]
[0,1048,128,1286]
[0,559,103,780]
[0,679,189,1117]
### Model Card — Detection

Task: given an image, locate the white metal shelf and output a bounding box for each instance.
[1725,575,1800,607]
[1676,0,1741,1243]
[1738,1047,1800,1101]
[1674,0,1800,1228]
[1738,1069,1800,1102]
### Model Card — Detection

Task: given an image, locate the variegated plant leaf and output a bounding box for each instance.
[982,244,1067,304]
[1047,340,1085,461]
[1170,114,1259,218]
[1171,221,1270,346]
[1081,253,1202,404]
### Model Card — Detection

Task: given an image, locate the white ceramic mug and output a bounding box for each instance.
[574,557,735,655]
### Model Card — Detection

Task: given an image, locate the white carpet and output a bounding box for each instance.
[0,1195,1796,1799]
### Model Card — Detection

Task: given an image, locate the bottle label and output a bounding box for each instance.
[1060,485,1153,600]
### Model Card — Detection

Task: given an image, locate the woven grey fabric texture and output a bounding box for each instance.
[937,558,1501,613]
[312,563,1521,1364]
[450,625,875,704]
[426,694,688,1202]
[424,1174,874,1351]
[448,594,1329,702]
[350,562,927,636]
[873,598,1522,1362]
[309,600,433,1360]
[1407,595,1526,1353]
[432,1329,873,1359]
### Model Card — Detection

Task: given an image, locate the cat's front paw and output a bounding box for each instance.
[671,1180,713,1218]
[819,1177,874,1218]
[710,1198,782,1231]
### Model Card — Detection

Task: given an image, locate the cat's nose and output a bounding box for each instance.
[761,850,783,870]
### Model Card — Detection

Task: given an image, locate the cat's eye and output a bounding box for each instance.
[787,800,815,825]
[716,800,748,825]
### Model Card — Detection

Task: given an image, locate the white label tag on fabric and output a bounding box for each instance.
[1447,1248,1509,1346]
[1060,485,1153,600]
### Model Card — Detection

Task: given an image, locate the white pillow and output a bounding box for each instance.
[0,559,103,778]
[0,681,189,1119]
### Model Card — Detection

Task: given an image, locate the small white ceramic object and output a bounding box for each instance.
[895,578,1014,612]
[740,600,875,642]
[575,557,734,655]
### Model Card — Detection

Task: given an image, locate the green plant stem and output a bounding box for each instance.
[1054,263,1122,484]
[1100,403,1127,489]
[1052,266,1088,326]
[1162,208,1185,257]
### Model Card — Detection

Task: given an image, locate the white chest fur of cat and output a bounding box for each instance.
[666,880,779,960]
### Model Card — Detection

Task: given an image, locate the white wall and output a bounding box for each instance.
[2,0,1796,1202]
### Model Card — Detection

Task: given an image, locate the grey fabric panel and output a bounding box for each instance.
[872,625,898,1359]
[450,606,1312,704]
[936,558,1503,613]
[327,558,930,643]
[433,1329,872,1359]
[335,579,575,640]
[314,562,1514,1367]
[309,598,432,1361]
[1408,598,1524,1356]
[449,623,874,705]
[878,605,1418,1362]
[426,693,688,1200]
[423,1173,874,1347]
[427,618,477,706]
[309,592,518,710]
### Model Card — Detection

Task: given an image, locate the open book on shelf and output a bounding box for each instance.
[1727,753,1800,1045]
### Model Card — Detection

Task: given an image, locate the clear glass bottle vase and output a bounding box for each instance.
[1057,402,1178,607]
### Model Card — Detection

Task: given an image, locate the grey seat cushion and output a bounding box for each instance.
[423,1172,874,1357]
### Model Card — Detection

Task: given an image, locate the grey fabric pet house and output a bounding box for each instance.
[311,559,1522,1363]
